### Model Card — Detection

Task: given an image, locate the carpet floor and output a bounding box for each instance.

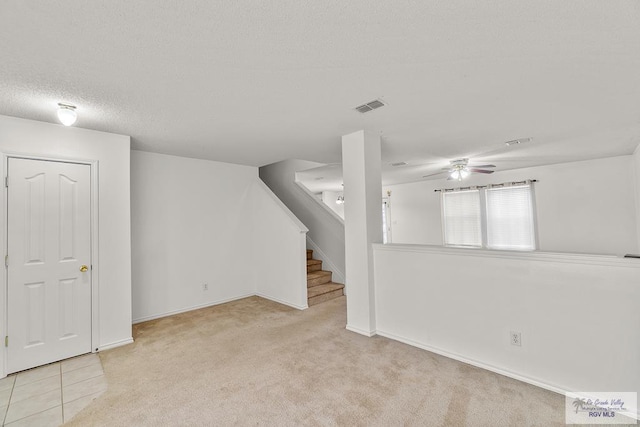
[67,296,572,426]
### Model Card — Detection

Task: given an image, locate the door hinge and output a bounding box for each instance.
[4,255,7,268]
[4,336,7,347]
[4,176,7,188]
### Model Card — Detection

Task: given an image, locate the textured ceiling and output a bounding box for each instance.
[1,1,639,182]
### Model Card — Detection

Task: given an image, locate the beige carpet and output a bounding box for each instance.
[67,296,570,426]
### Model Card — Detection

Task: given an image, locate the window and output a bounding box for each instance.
[442,190,482,247]
[441,184,536,251]
[485,185,536,250]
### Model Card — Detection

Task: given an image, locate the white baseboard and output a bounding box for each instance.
[98,337,134,352]
[132,293,255,324]
[379,329,639,419]
[256,293,308,310]
[346,324,376,337]
[306,236,346,285]
[376,329,623,408]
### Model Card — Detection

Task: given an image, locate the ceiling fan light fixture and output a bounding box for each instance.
[57,103,77,126]
[450,164,470,181]
[449,170,461,181]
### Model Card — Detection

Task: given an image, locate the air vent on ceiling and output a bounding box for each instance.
[391,162,408,167]
[354,99,386,113]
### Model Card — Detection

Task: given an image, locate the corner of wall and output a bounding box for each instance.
[633,145,640,253]
[250,178,309,310]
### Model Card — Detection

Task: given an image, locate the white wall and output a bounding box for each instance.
[260,160,346,284]
[374,244,640,414]
[386,180,443,246]
[131,151,256,322]
[252,181,309,309]
[321,191,345,219]
[0,115,132,364]
[386,156,638,255]
[131,151,309,322]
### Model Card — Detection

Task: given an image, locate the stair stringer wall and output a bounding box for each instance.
[259,159,346,287]
[251,179,309,310]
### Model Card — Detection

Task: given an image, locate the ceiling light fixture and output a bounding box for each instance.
[336,196,345,205]
[448,159,471,181]
[449,168,470,181]
[57,103,77,126]
[505,137,532,146]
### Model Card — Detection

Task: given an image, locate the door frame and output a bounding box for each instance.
[1,152,100,378]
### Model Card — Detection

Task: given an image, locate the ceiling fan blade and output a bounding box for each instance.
[468,164,495,168]
[422,171,448,178]
[469,169,494,174]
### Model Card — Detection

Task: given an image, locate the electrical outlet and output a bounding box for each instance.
[510,331,522,347]
[202,283,208,291]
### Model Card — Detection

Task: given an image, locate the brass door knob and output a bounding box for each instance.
[80,265,89,272]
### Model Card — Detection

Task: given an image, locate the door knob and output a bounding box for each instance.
[80,265,88,272]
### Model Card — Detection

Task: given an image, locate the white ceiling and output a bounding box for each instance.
[1,1,639,185]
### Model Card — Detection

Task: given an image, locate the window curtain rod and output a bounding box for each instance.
[434,179,538,193]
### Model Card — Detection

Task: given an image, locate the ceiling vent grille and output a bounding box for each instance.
[391,162,408,167]
[354,99,386,113]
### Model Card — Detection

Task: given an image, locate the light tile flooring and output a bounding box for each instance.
[0,354,107,426]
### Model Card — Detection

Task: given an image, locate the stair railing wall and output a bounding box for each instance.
[251,180,309,309]
[259,160,346,287]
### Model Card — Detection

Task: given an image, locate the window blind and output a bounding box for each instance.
[485,185,535,250]
[442,190,482,247]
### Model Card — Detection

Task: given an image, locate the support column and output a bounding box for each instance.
[634,144,640,252]
[341,130,382,336]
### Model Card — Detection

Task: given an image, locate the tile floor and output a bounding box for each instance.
[0,353,107,426]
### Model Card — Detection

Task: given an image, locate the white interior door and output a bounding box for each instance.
[7,158,92,374]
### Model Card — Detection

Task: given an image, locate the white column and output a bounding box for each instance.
[634,144,640,252]
[342,130,382,336]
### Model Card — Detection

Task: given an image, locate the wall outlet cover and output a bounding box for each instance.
[510,331,522,347]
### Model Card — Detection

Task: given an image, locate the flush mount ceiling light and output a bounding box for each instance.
[505,137,532,146]
[336,195,345,205]
[57,103,77,126]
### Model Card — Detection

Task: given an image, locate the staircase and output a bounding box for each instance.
[306,249,344,306]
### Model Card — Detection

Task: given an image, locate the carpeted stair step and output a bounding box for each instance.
[308,282,344,306]
[306,249,313,260]
[307,259,322,273]
[307,270,332,287]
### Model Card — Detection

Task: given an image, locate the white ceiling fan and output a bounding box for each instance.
[423,158,496,181]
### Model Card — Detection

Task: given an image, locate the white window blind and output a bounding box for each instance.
[485,185,535,250]
[442,190,482,247]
